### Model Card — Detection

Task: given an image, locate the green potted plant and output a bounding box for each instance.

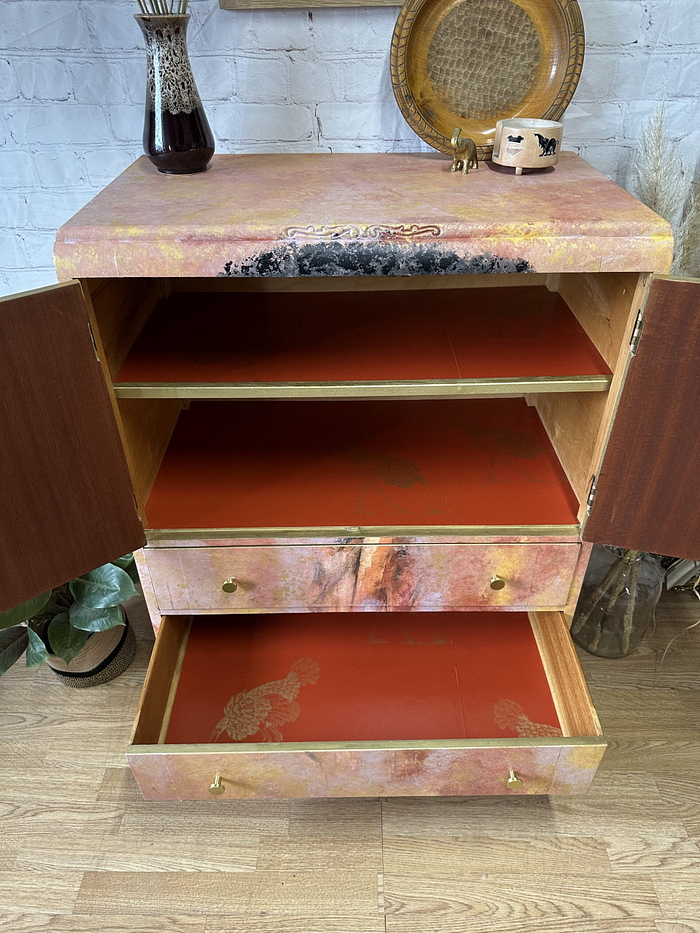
[0,554,139,687]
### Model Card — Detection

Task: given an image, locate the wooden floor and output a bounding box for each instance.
[1,590,700,932]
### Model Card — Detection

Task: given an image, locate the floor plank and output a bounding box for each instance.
[74,870,382,918]
[383,873,661,929]
[0,915,206,933]
[382,834,611,875]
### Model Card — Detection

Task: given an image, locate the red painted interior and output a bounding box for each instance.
[165,612,561,744]
[115,287,610,385]
[144,398,580,529]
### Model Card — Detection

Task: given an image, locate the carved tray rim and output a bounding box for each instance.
[390,0,585,160]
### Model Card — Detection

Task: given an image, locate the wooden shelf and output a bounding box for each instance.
[144,398,581,531]
[115,287,611,400]
[164,612,561,744]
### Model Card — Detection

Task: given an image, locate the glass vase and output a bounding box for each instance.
[135,14,215,175]
[570,545,665,658]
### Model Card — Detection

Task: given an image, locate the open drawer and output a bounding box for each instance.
[127,610,605,800]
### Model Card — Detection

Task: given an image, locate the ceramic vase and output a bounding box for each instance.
[135,14,215,175]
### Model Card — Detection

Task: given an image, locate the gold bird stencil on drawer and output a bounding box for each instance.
[494,698,562,737]
[209,658,320,743]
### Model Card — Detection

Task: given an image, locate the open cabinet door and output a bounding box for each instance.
[0,282,146,612]
[584,276,700,559]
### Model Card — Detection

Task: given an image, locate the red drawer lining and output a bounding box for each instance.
[165,611,561,745]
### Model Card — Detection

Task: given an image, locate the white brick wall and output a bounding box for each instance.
[1,0,697,295]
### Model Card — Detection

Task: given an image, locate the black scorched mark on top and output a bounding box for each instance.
[219,242,533,277]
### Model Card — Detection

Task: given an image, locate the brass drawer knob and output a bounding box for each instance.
[209,774,225,796]
[490,574,506,590]
[507,769,524,789]
[222,577,238,594]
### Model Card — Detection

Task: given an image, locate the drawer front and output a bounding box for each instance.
[143,543,581,612]
[126,612,606,800]
[128,744,563,801]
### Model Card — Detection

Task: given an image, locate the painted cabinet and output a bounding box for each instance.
[3,152,698,800]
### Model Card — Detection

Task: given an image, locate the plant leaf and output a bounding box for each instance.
[26,626,51,668]
[47,613,90,663]
[111,553,140,584]
[111,553,134,570]
[0,627,29,675]
[69,602,124,633]
[0,591,52,629]
[69,564,137,609]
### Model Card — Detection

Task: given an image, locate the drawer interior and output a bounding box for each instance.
[131,610,602,750]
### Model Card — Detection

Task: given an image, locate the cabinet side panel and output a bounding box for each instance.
[584,277,700,559]
[0,282,145,611]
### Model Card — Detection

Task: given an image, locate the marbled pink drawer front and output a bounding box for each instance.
[142,542,581,613]
[128,743,560,800]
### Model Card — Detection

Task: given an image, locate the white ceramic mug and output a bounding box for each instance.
[492,118,563,174]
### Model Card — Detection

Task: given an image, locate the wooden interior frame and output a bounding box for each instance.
[533,271,650,512]
[130,611,602,748]
[167,273,550,294]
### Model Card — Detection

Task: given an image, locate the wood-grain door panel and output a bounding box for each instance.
[0,282,145,611]
[584,277,700,558]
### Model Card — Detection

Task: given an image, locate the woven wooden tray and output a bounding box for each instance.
[391,0,584,160]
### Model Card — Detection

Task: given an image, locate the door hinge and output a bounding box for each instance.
[87,320,100,361]
[630,309,644,356]
[586,476,598,515]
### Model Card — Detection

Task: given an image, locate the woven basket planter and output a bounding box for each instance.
[47,610,137,688]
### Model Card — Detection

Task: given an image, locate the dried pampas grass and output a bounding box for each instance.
[633,104,700,277]
[677,179,700,278]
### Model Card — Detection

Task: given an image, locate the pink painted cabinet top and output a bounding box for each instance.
[54,152,673,280]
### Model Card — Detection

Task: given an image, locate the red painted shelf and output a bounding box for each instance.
[114,286,610,396]
[165,612,561,745]
[144,398,580,530]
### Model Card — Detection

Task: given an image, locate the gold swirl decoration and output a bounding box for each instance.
[282,224,442,241]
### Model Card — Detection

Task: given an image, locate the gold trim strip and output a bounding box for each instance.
[114,375,611,400]
[145,523,582,541]
[128,735,606,755]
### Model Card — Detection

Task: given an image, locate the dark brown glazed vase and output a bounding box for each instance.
[135,14,215,175]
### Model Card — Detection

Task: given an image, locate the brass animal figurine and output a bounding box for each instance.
[450,128,478,175]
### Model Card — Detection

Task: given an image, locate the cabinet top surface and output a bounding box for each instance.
[54,152,673,279]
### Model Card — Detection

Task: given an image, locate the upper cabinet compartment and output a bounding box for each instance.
[112,282,611,400]
[0,283,145,612]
